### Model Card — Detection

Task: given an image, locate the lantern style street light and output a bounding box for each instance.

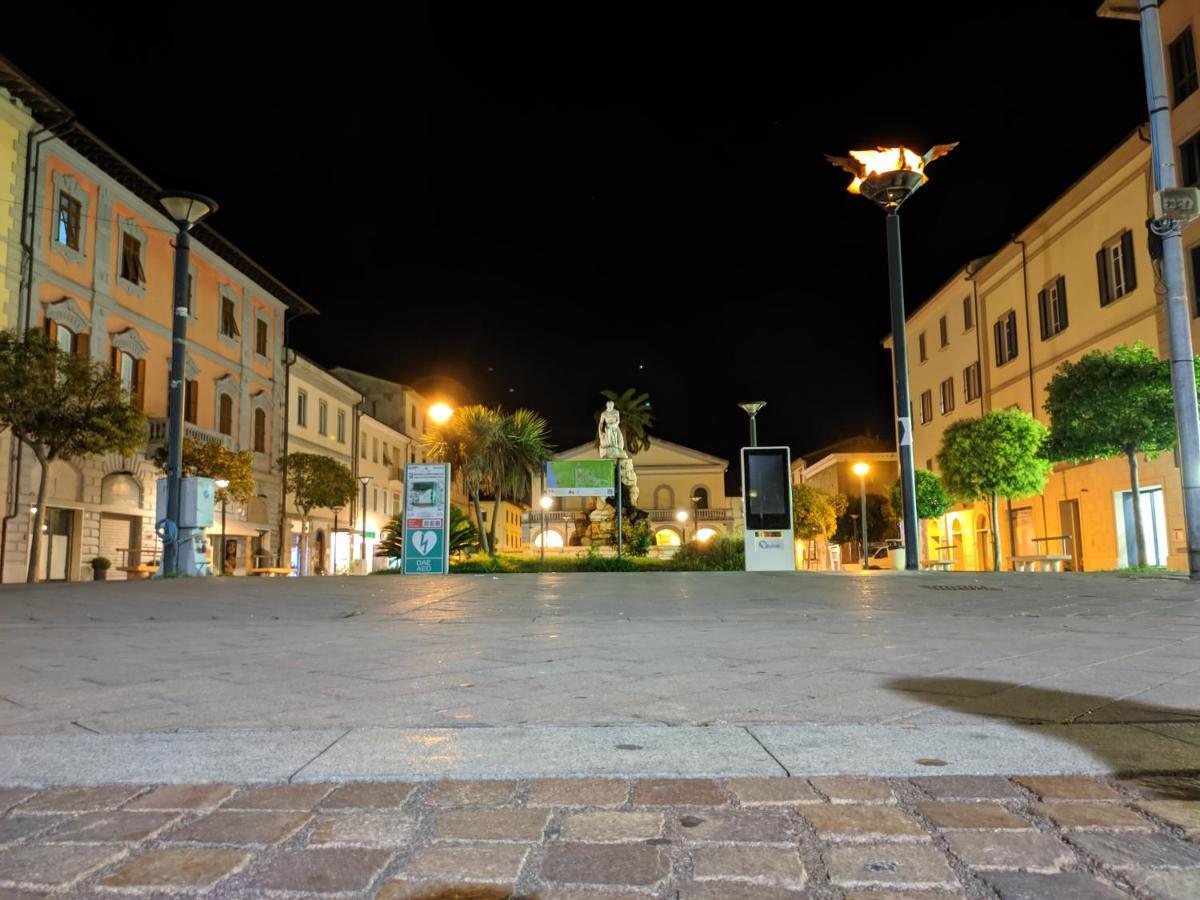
[852,462,870,570]
[738,402,766,447]
[428,402,454,426]
[157,191,217,576]
[827,144,956,571]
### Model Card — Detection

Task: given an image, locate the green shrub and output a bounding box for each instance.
[672,534,745,571]
[90,556,112,570]
[620,517,653,557]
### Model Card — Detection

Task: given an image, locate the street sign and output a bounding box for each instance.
[1153,187,1200,222]
[545,460,616,496]
[402,462,451,574]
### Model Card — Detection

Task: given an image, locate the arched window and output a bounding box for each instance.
[653,484,674,510]
[691,487,709,509]
[253,408,267,453]
[219,394,234,436]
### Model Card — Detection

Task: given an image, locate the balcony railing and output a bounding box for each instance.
[522,508,731,525]
[146,418,233,451]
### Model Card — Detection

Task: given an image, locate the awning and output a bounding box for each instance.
[204,521,267,538]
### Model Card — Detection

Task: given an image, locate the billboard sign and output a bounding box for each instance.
[545,460,615,497]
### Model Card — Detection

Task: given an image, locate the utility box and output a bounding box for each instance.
[740,446,796,571]
[154,477,216,576]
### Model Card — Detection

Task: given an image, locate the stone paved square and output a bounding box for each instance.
[825,843,958,889]
[914,801,1029,830]
[982,871,1129,899]
[631,779,727,806]
[808,776,896,804]
[309,811,417,846]
[0,843,127,890]
[321,782,415,809]
[723,778,821,805]
[540,842,670,887]
[800,804,927,840]
[161,809,311,846]
[95,847,252,892]
[558,811,663,842]
[221,783,333,810]
[526,778,629,807]
[241,847,393,893]
[123,784,236,811]
[689,844,807,888]
[398,843,531,882]
[944,830,1075,873]
[14,787,142,815]
[41,811,179,844]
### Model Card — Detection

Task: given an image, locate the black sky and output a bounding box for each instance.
[7,1,1150,471]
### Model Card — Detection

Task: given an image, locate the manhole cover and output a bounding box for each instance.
[921,584,1002,591]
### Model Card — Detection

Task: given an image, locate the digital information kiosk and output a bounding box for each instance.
[740,446,795,571]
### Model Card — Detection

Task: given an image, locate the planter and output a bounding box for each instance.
[890,548,907,570]
[93,569,108,581]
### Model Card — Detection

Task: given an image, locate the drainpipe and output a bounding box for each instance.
[0,116,76,583]
[351,400,362,564]
[1013,237,1050,539]
[276,310,311,566]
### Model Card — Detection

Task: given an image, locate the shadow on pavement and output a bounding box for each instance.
[886,676,1200,777]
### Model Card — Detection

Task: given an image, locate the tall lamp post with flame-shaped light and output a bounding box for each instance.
[738,402,766,447]
[827,144,956,572]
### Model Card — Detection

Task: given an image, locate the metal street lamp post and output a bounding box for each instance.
[827,145,956,571]
[853,462,870,570]
[331,505,343,575]
[738,402,766,447]
[676,509,689,545]
[539,495,552,561]
[1099,0,1200,581]
[358,475,372,575]
[156,191,217,576]
[214,478,230,575]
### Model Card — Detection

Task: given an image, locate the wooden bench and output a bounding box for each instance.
[248,565,292,577]
[922,559,955,572]
[1011,555,1072,573]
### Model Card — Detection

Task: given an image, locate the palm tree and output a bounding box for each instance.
[486,409,553,553]
[597,388,654,455]
[423,405,501,554]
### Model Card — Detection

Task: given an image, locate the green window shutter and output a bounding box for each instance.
[1120,230,1137,293]
[1096,247,1111,306]
[1037,289,1049,340]
[1056,276,1068,330]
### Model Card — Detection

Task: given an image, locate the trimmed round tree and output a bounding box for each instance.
[937,410,1052,571]
[1043,343,1184,569]
[279,452,357,575]
[890,468,951,559]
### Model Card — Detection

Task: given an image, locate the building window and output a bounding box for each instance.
[994,311,1019,365]
[112,349,145,410]
[318,400,328,436]
[1171,27,1198,105]
[920,389,933,424]
[964,362,982,403]
[411,450,416,464]
[57,192,81,251]
[372,487,379,511]
[382,442,390,465]
[255,318,268,356]
[939,377,955,415]
[296,390,308,427]
[938,315,948,348]
[1182,132,1200,187]
[1097,231,1137,306]
[918,332,927,362]
[393,491,400,513]
[360,431,367,459]
[337,410,346,443]
[1038,276,1069,339]
[220,295,240,340]
[373,437,379,463]
[254,408,267,452]
[120,232,145,286]
[185,380,199,424]
[219,394,233,436]
[45,319,74,355]
[963,295,974,331]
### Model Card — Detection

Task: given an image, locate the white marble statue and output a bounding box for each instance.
[598,401,626,459]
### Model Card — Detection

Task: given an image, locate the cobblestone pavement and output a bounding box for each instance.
[2,774,1199,898]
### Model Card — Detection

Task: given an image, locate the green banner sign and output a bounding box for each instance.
[545,460,615,497]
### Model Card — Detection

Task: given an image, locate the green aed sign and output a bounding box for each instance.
[402,463,451,574]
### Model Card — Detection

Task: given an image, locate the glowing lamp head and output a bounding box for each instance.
[428,402,454,425]
[826,143,957,209]
[539,495,553,510]
[214,478,230,490]
[852,462,870,477]
[676,510,689,523]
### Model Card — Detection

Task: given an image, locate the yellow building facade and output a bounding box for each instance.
[889,127,1193,571]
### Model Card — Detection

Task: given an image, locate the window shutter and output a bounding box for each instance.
[1096,247,1111,306]
[133,358,146,411]
[45,319,57,343]
[186,381,198,423]
[1120,230,1137,292]
[110,347,120,371]
[1037,290,1049,340]
[72,332,89,359]
[1055,276,1068,330]
[993,321,1002,363]
[1007,311,1018,358]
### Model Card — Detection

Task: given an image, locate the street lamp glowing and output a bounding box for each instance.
[428,402,454,425]
[676,510,688,523]
[539,495,552,510]
[826,144,957,210]
[852,462,870,478]
[214,478,230,490]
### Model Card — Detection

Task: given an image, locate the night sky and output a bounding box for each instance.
[7,1,1150,472]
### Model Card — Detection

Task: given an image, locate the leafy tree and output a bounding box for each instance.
[890,469,951,556]
[154,436,254,504]
[279,452,356,575]
[381,504,478,561]
[620,516,653,557]
[423,404,501,554]
[597,388,654,454]
[791,483,843,540]
[938,410,1052,571]
[1044,343,1195,568]
[832,493,898,546]
[0,329,145,582]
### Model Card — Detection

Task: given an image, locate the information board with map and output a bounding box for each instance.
[545,460,616,497]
